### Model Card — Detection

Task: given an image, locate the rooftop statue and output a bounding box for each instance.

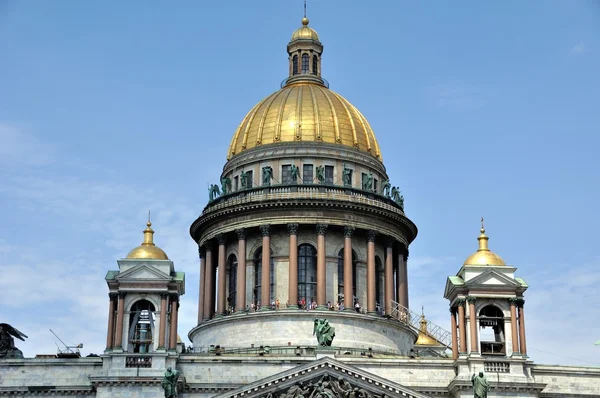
[315,166,325,184]
[342,165,352,187]
[290,164,300,183]
[208,184,221,202]
[471,372,489,398]
[262,166,274,186]
[0,323,28,359]
[313,319,335,347]
[220,176,232,195]
[162,366,180,398]
[390,187,404,210]
[362,172,373,191]
[240,171,249,189]
[381,179,391,197]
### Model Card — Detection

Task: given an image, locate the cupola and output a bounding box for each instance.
[463,218,505,266]
[126,218,169,260]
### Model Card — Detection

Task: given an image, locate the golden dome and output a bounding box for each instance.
[463,220,505,266]
[414,311,442,346]
[126,220,169,260]
[291,17,320,41]
[227,82,382,160]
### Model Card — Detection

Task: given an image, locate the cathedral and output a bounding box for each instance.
[1,13,599,398]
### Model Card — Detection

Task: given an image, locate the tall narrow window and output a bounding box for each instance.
[128,300,155,354]
[375,256,384,314]
[373,178,378,193]
[227,254,237,312]
[293,55,299,75]
[337,249,357,305]
[298,244,317,306]
[234,176,239,191]
[303,164,313,184]
[312,55,318,75]
[302,54,309,73]
[325,165,334,185]
[254,247,274,307]
[246,171,253,189]
[282,165,292,184]
[479,305,506,355]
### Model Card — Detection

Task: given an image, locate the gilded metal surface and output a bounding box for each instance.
[291,17,320,41]
[227,82,382,161]
[414,313,442,346]
[126,220,169,260]
[463,226,505,266]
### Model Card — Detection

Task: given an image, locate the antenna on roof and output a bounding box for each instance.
[49,329,82,358]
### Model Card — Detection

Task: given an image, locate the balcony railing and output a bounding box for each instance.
[484,361,510,373]
[480,341,506,356]
[125,356,152,368]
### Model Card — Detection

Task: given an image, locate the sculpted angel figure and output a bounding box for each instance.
[313,319,335,347]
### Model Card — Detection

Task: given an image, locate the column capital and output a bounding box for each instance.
[287,223,299,235]
[449,306,457,315]
[366,230,378,242]
[202,241,213,252]
[259,224,271,237]
[385,237,395,248]
[466,296,476,304]
[170,293,179,303]
[160,292,169,300]
[198,244,204,258]
[343,226,355,238]
[456,298,466,307]
[235,228,247,240]
[509,297,519,306]
[516,298,525,308]
[316,224,328,236]
[118,291,127,299]
[217,234,227,246]
[109,292,118,300]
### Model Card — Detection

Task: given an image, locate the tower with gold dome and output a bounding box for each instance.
[189,12,418,353]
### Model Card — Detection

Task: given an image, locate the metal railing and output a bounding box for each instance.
[184,345,409,358]
[390,300,452,348]
[125,356,152,368]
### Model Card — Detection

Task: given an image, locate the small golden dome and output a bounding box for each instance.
[414,311,442,346]
[291,17,320,41]
[228,82,382,160]
[126,220,169,260]
[463,219,505,266]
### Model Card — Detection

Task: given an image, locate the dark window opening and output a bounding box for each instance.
[325,165,334,184]
[303,164,313,184]
[374,178,378,193]
[227,254,237,312]
[298,244,317,307]
[128,300,156,354]
[375,256,383,314]
[282,165,292,184]
[479,305,506,356]
[312,55,318,75]
[246,171,253,189]
[302,54,309,73]
[234,176,239,191]
[293,55,299,75]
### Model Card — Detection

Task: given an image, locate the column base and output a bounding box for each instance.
[111,346,124,353]
[286,305,299,310]
[367,311,378,316]
[316,305,328,311]
[258,307,271,312]
[103,348,112,354]
[343,308,355,313]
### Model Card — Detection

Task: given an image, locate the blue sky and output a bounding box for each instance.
[1,1,599,366]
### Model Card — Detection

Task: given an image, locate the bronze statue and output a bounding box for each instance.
[290,164,300,183]
[220,176,232,195]
[471,372,489,398]
[262,166,273,186]
[313,319,335,347]
[315,166,325,184]
[208,184,221,202]
[161,366,180,398]
[342,165,352,187]
[390,187,404,210]
[0,323,28,359]
[381,179,391,197]
[240,171,248,189]
[361,172,373,191]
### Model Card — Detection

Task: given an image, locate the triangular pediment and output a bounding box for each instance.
[466,270,520,288]
[115,263,171,281]
[214,357,432,398]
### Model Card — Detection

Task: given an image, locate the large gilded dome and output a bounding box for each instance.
[227,82,382,161]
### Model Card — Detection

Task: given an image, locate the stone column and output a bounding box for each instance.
[384,241,394,316]
[197,246,205,324]
[158,293,168,350]
[509,298,520,355]
[403,249,409,309]
[457,299,466,354]
[343,226,355,312]
[105,293,117,351]
[287,223,299,309]
[397,248,408,309]
[366,230,377,314]
[260,225,271,310]
[236,229,247,312]
[113,292,126,350]
[450,307,458,360]
[168,295,179,351]
[518,299,528,356]
[467,296,478,353]
[216,234,227,316]
[203,244,214,320]
[316,224,328,309]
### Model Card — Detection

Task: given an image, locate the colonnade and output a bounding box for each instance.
[449,296,527,359]
[197,223,410,321]
[105,292,180,352]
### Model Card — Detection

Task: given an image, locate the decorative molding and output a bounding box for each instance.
[287,223,299,235]
[259,224,271,237]
[367,230,378,242]
[316,224,328,236]
[235,228,247,240]
[466,296,476,304]
[343,226,355,238]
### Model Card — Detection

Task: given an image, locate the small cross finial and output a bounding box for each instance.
[147,210,152,227]
[480,216,485,232]
[304,0,307,18]
[421,305,424,316]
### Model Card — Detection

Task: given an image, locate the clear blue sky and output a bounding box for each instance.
[1,1,599,365]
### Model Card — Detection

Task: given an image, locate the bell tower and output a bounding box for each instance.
[444,219,531,380]
[103,215,185,373]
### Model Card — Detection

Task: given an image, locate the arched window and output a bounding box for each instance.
[298,244,317,307]
[301,53,309,74]
[227,254,237,313]
[337,249,357,306]
[375,256,384,314]
[128,300,156,353]
[254,247,274,308]
[312,55,318,75]
[292,54,299,75]
[479,305,506,356]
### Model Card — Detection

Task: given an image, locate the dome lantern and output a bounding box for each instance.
[126,213,169,260]
[285,6,325,88]
[462,217,506,266]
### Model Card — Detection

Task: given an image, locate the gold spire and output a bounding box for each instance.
[463,217,505,266]
[414,308,442,346]
[126,213,169,260]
